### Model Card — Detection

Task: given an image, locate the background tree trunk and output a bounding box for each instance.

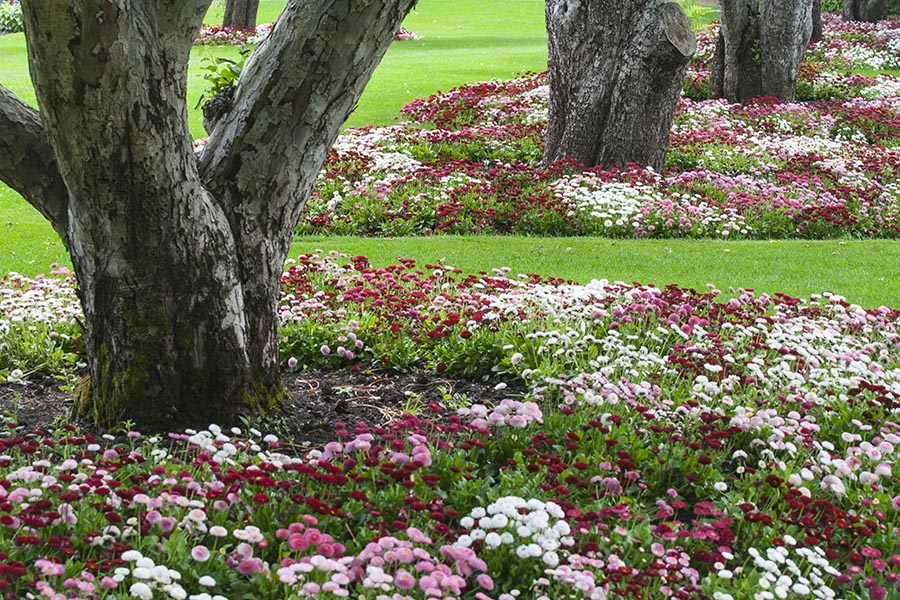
[843,0,887,21]
[542,1,696,171]
[5,0,416,429]
[810,0,822,44]
[223,0,260,29]
[709,0,813,102]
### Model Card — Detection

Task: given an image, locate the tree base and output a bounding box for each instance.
[73,366,286,431]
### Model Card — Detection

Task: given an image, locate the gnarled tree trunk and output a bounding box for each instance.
[223,0,261,29]
[541,1,696,171]
[843,0,887,21]
[0,0,416,429]
[709,0,814,102]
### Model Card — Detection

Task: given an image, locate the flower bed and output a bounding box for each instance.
[193,24,418,45]
[194,24,274,46]
[294,15,900,240]
[1,255,899,599]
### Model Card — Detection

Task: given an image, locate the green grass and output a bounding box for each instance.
[0,32,32,108]
[1,0,713,131]
[0,1,548,136]
[290,236,900,309]
[345,0,547,128]
[6,231,895,309]
[7,1,898,311]
[204,0,288,25]
[0,187,70,274]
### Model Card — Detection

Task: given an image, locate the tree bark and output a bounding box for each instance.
[0,86,69,244]
[541,1,696,171]
[810,0,822,44]
[843,0,887,21]
[223,0,261,29]
[709,0,813,103]
[6,0,416,429]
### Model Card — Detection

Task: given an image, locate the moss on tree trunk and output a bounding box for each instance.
[75,346,286,430]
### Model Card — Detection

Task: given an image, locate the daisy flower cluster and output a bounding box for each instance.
[193,22,415,46]
[1,254,900,598]
[455,496,573,568]
[295,16,900,240]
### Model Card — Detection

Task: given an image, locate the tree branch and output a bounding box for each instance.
[0,85,70,244]
[156,0,216,48]
[198,0,417,242]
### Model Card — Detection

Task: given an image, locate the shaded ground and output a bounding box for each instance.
[0,368,525,452]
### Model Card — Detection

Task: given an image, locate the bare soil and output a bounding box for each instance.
[0,368,525,451]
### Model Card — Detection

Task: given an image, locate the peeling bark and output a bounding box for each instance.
[1,0,417,429]
[542,0,696,171]
[709,0,813,102]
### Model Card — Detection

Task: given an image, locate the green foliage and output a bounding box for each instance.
[0,1,22,34]
[195,47,251,108]
[676,0,719,31]
[0,321,81,383]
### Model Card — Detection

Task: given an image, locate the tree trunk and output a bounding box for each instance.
[541,1,696,171]
[223,0,260,29]
[843,0,887,21]
[3,0,416,429]
[709,0,813,102]
[810,0,822,44]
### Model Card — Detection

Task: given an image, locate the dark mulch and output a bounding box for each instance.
[0,368,524,452]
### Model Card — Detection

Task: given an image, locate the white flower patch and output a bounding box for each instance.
[116,551,188,600]
[843,45,900,70]
[370,151,423,174]
[0,272,81,326]
[246,22,273,45]
[745,545,840,600]
[861,76,900,99]
[554,178,649,229]
[455,496,572,567]
[750,134,846,158]
[520,84,549,123]
[330,125,408,154]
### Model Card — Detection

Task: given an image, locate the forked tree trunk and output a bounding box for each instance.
[541,1,696,171]
[843,0,887,21]
[709,0,813,102]
[1,0,416,429]
[223,0,260,29]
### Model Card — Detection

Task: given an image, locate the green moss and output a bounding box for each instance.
[235,369,287,416]
[75,345,167,428]
[73,291,287,430]
[76,348,286,430]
